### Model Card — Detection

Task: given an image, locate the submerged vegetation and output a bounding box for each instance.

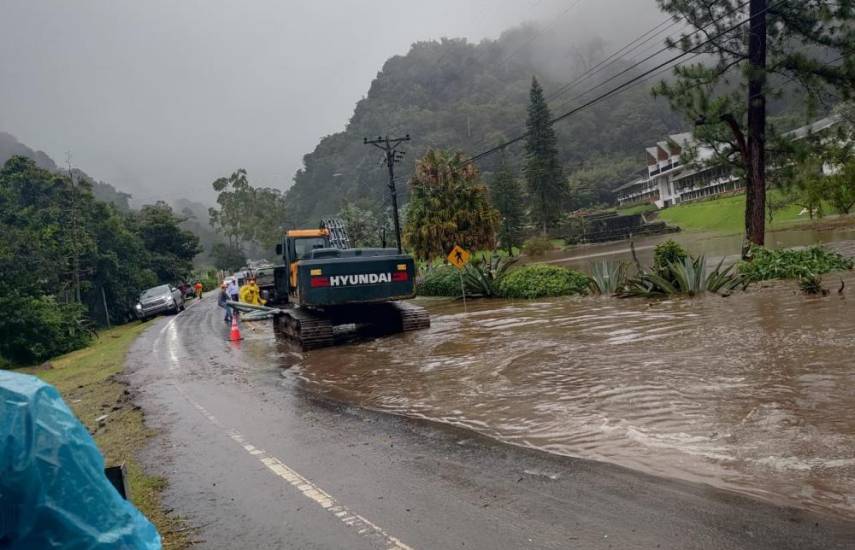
[618,256,747,298]
[739,246,854,281]
[417,239,854,302]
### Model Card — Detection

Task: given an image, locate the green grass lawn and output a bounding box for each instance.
[19,322,190,549]
[658,192,807,234]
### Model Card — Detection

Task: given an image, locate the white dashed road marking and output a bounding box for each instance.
[154,313,414,550]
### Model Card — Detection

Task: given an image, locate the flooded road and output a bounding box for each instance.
[291,266,855,520]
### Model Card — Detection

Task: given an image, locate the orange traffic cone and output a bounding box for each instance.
[229,315,242,341]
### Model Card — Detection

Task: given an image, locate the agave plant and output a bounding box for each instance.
[618,256,747,298]
[462,253,518,297]
[588,260,628,295]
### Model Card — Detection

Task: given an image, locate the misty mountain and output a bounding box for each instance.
[0,132,132,211]
[172,197,222,267]
[0,131,58,171]
[285,25,684,226]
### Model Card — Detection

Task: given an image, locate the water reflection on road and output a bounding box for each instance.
[292,266,855,519]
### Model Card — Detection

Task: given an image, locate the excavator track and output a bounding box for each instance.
[275,307,334,350]
[274,301,430,350]
[389,302,431,332]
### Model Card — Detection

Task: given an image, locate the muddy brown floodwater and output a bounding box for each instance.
[289,264,855,521]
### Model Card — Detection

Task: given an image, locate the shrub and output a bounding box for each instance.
[416,265,464,297]
[522,235,555,257]
[653,239,688,273]
[498,264,589,299]
[0,295,93,365]
[739,246,854,281]
[589,260,629,295]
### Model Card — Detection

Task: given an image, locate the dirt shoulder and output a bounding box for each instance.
[19,321,191,549]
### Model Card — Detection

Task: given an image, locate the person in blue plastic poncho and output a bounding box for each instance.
[0,371,161,549]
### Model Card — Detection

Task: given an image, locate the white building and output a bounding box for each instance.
[616,132,741,208]
[616,115,845,209]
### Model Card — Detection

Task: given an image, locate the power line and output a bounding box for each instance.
[464,16,690,155]
[543,15,686,104]
[466,0,784,164]
[465,1,752,155]
[545,0,751,110]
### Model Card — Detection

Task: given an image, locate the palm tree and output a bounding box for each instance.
[403,149,499,261]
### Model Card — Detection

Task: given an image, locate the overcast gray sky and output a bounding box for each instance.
[0,0,660,206]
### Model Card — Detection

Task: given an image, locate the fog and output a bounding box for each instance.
[0,0,661,206]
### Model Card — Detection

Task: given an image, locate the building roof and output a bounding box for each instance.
[783,114,843,140]
[668,132,693,144]
[614,177,648,193]
[656,141,672,155]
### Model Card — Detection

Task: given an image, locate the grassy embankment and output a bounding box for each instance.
[19,322,190,549]
[657,192,809,234]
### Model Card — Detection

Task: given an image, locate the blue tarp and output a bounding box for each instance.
[0,371,161,549]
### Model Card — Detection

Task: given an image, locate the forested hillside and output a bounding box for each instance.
[0,132,132,211]
[285,27,684,226]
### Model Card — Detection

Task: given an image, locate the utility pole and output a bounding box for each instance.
[363,134,410,253]
[101,286,111,329]
[746,0,767,248]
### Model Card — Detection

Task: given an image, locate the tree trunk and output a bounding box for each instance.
[719,114,752,257]
[746,0,767,248]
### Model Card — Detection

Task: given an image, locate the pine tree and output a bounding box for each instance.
[654,0,855,252]
[524,76,565,234]
[490,156,525,255]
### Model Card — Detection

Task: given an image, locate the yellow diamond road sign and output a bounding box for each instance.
[447,245,471,269]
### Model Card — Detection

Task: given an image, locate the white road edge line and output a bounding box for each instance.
[159,313,413,550]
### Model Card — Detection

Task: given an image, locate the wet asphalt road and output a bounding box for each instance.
[125,296,855,549]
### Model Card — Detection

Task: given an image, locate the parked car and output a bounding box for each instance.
[135,284,185,321]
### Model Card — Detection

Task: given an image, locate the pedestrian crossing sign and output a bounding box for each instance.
[447,245,471,269]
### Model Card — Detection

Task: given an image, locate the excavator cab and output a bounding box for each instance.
[275,228,331,301]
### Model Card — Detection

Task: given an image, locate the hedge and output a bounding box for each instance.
[497,264,590,299]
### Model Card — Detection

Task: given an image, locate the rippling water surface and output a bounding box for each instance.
[288,266,855,519]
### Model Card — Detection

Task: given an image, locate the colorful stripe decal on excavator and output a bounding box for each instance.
[310,272,409,288]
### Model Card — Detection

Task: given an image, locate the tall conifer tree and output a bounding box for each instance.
[490,155,525,255]
[524,77,565,233]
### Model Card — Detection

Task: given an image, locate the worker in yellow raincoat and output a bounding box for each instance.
[239,277,265,305]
